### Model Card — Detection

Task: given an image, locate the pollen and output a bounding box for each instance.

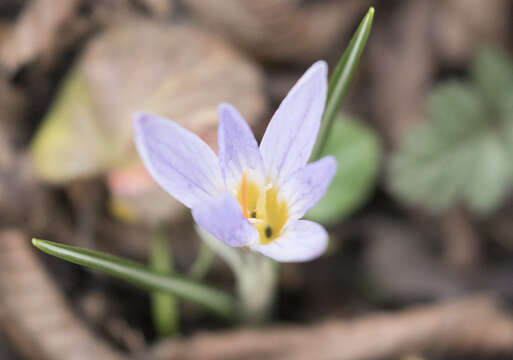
[236,172,288,244]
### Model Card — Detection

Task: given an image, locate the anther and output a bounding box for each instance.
[265,226,272,238]
[251,211,257,218]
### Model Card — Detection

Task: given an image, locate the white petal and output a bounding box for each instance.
[250,220,328,262]
[218,103,266,190]
[280,156,337,222]
[133,112,223,208]
[192,194,258,247]
[260,61,328,185]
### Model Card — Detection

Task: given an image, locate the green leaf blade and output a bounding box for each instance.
[32,239,236,321]
[311,6,374,161]
[308,116,381,224]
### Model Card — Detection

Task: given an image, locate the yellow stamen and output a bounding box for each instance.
[241,172,248,218]
[256,182,269,221]
[236,173,288,245]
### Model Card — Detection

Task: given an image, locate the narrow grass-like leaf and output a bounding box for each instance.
[32,239,236,321]
[311,7,375,161]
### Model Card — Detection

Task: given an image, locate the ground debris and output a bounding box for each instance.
[0,229,124,360]
[151,296,513,360]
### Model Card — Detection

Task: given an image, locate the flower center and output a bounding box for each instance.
[236,172,288,244]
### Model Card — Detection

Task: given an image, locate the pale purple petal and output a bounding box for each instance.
[133,112,223,209]
[259,61,328,185]
[192,194,258,247]
[280,156,337,222]
[218,103,266,190]
[250,220,328,262]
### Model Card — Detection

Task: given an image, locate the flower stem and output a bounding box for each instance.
[196,227,278,324]
[236,252,278,324]
[150,226,179,337]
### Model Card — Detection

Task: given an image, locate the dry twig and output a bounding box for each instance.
[151,296,513,360]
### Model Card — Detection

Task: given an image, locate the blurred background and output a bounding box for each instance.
[1,0,513,359]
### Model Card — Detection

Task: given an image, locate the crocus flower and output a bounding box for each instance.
[133,61,337,262]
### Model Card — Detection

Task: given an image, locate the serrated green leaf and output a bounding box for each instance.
[462,133,511,213]
[32,239,236,321]
[311,7,374,160]
[390,57,513,214]
[504,116,513,154]
[307,116,380,224]
[391,126,478,211]
[472,48,513,112]
[390,128,511,214]
[428,82,487,137]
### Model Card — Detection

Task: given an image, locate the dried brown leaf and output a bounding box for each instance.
[185,0,373,61]
[0,0,81,72]
[31,21,267,224]
[0,230,123,360]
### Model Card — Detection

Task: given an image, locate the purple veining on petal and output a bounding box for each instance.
[192,193,258,247]
[218,103,266,190]
[280,156,337,222]
[250,219,328,262]
[133,112,223,208]
[259,61,328,185]
[132,61,332,263]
